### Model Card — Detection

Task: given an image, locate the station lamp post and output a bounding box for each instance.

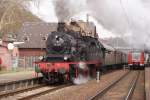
[7,42,25,71]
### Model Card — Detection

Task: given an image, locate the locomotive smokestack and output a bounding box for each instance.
[57,22,66,32]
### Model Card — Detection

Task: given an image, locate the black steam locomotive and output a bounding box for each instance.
[36,21,127,84]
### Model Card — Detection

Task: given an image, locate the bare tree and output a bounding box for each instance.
[0,0,40,37]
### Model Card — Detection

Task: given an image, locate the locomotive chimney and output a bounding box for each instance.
[57,22,66,32]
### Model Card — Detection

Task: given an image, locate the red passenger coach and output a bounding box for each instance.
[128,51,145,69]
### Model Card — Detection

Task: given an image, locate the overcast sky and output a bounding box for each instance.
[27,0,150,49]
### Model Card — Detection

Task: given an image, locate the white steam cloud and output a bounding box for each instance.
[73,62,91,84]
[28,0,150,49]
[52,0,87,21]
[87,0,150,49]
[73,74,91,85]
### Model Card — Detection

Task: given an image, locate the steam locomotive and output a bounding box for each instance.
[35,21,127,84]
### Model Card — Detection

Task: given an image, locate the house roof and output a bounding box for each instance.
[16,22,58,48]
[16,21,97,49]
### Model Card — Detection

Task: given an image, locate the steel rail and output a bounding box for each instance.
[124,71,140,100]
[18,83,72,100]
[88,71,130,100]
[0,84,46,98]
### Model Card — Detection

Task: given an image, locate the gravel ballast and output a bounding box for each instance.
[32,70,128,100]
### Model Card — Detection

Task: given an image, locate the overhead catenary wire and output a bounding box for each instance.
[119,0,134,49]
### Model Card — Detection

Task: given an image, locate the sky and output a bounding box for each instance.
[27,0,150,49]
[28,0,57,22]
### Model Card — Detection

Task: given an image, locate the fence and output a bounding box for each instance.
[18,56,40,69]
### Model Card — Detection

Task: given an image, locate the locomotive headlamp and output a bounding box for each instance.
[64,56,68,60]
[55,35,60,41]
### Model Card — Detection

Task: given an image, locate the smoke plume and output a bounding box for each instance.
[53,0,70,21]
[52,0,87,21]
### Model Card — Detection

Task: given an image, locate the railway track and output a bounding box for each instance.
[0,83,72,100]
[88,71,143,100]
[124,71,139,100]
[0,70,145,100]
[131,71,145,100]
[0,84,45,98]
[18,84,72,100]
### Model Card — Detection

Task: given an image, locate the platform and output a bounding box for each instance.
[0,70,42,84]
[145,67,150,100]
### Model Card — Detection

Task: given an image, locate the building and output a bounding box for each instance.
[0,40,19,70]
[16,22,58,68]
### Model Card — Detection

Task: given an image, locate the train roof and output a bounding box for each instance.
[98,39,128,53]
[99,40,115,51]
[102,43,115,51]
